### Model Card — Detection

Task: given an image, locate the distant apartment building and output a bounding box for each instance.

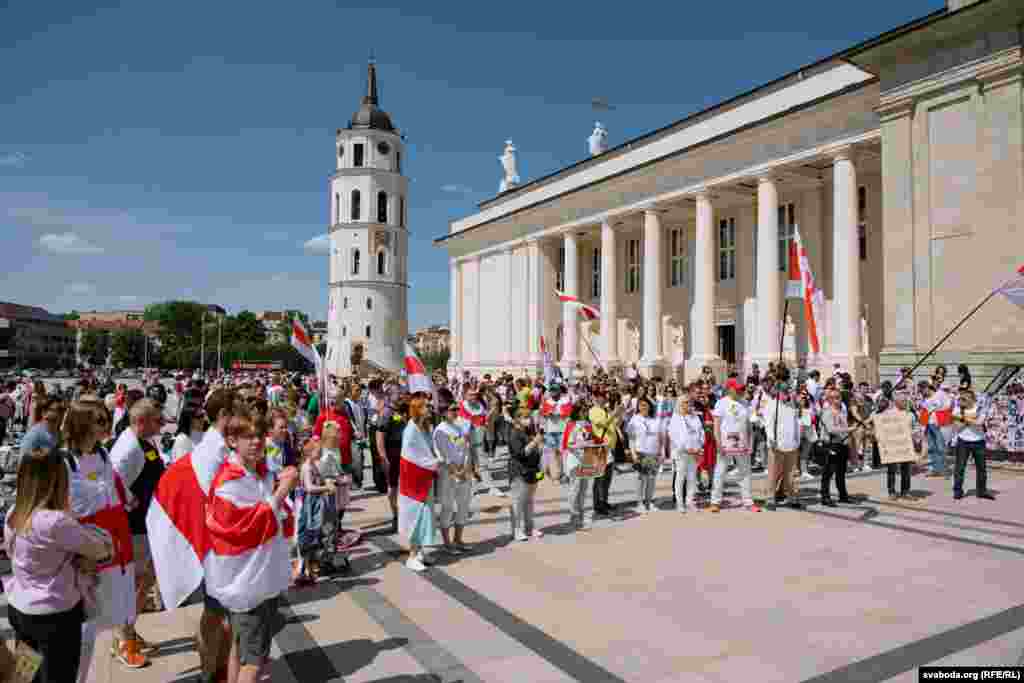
[409,325,450,356]
[0,303,76,370]
[256,311,287,345]
[310,320,328,345]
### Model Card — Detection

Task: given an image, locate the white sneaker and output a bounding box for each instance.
[515,532,529,542]
[405,555,427,572]
[677,506,686,514]
[635,505,647,515]
[861,465,873,473]
[801,472,815,481]
[488,487,507,497]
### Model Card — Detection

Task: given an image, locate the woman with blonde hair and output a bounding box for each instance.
[62,400,147,673]
[4,448,113,682]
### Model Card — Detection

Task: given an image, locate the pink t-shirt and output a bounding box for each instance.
[3,510,95,615]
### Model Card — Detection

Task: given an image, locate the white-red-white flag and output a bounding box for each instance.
[290,318,321,370]
[996,265,1024,309]
[794,227,824,354]
[404,342,434,396]
[555,290,600,321]
[204,458,294,612]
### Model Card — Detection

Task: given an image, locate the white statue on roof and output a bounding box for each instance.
[588,122,608,156]
[499,140,520,192]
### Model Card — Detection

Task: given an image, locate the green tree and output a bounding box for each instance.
[145,301,208,350]
[222,311,266,346]
[80,330,110,366]
[110,329,146,368]
[61,310,81,321]
[420,348,451,373]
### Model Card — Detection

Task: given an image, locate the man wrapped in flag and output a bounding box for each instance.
[206,411,297,683]
[400,344,442,572]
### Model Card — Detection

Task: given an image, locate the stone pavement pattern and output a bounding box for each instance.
[6,458,1022,682]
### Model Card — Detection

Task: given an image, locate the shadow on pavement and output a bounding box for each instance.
[284,577,381,609]
[282,637,408,680]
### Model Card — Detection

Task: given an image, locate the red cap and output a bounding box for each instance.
[725,378,745,393]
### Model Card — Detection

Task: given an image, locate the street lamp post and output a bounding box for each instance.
[200,311,206,375]
[217,315,222,377]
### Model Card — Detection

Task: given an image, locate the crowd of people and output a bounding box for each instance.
[0,357,1006,682]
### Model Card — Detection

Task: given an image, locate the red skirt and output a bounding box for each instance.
[699,434,716,473]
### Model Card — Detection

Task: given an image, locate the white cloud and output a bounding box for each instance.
[440,183,472,194]
[66,282,97,296]
[302,234,330,253]
[0,152,29,168]
[37,232,104,255]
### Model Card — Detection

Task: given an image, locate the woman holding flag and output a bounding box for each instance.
[400,345,443,572]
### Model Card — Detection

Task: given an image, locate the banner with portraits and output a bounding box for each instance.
[984,396,1024,453]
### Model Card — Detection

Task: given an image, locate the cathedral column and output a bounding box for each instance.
[505,246,517,367]
[832,146,861,366]
[600,220,618,364]
[527,238,543,366]
[448,258,461,370]
[561,232,579,369]
[754,176,782,364]
[688,191,721,375]
[464,255,481,366]
[640,209,664,375]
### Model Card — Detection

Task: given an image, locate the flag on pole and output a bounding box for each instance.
[555,290,600,321]
[404,342,434,396]
[290,318,321,370]
[785,238,803,299]
[996,265,1024,309]
[794,227,824,354]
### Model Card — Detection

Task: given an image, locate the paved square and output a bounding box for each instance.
[20,462,1022,682]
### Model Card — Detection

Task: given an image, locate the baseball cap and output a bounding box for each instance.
[725,378,745,393]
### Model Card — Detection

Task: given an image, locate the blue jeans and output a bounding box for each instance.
[926,425,947,474]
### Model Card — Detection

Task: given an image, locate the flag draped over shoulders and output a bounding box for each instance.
[145,430,227,609]
[204,457,294,612]
[398,421,439,547]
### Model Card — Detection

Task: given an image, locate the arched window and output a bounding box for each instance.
[334,193,340,223]
[377,191,388,224]
[396,150,401,173]
[342,325,347,337]
[556,323,564,361]
[351,249,360,276]
[377,249,386,276]
[366,297,373,311]
[365,325,371,339]
[399,196,405,227]
[343,297,349,309]
[350,189,361,221]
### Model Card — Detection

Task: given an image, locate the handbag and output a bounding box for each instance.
[0,639,43,683]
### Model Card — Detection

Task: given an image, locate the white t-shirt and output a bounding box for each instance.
[712,396,751,437]
[668,413,704,456]
[627,415,661,455]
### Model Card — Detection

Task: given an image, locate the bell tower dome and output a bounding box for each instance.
[325,59,409,375]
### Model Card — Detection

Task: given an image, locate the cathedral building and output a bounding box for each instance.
[326,61,409,375]
[437,0,1024,385]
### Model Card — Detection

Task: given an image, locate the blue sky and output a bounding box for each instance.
[1,0,942,330]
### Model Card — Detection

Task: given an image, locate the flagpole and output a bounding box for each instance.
[893,284,1006,392]
[580,332,605,374]
[773,298,790,446]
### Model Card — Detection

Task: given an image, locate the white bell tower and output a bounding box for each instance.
[326,59,409,375]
